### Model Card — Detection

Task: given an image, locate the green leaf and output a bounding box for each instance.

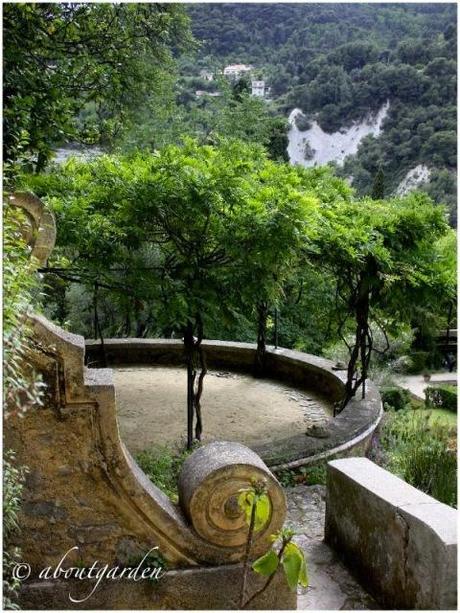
[252,550,279,576]
[282,543,304,591]
[238,489,255,524]
[253,493,270,532]
[299,555,309,588]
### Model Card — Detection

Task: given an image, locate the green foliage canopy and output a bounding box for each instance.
[18,139,320,337]
[3,2,192,174]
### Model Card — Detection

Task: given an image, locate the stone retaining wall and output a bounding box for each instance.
[85,339,382,468]
[6,192,294,609]
[6,314,292,609]
[325,458,458,610]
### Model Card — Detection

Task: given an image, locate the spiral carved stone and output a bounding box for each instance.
[178,441,286,548]
[9,192,56,266]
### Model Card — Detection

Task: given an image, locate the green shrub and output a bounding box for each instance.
[277,469,296,488]
[294,113,311,131]
[425,385,457,412]
[3,452,28,610]
[3,206,44,609]
[135,443,198,502]
[381,386,410,411]
[276,463,327,487]
[381,409,457,507]
[301,463,327,485]
[407,350,430,374]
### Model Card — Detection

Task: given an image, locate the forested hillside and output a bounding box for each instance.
[187,3,457,221]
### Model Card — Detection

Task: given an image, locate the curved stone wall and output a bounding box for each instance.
[6,192,289,581]
[6,191,379,607]
[85,339,383,469]
[6,315,287,573]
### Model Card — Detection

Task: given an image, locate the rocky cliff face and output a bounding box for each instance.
[396,164,431,196]
[287,101,390,168]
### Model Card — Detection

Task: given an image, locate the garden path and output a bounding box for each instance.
[396,371,457,400]
[285,485,378,610]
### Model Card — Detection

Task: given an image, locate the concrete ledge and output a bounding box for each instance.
[325,458,457,610]
[85,339,382,468]
[19,563,295,610]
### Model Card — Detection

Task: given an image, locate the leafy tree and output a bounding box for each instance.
[18,139,321,445]
[19,143,454,415]
[422,169,457,226]
[329,41,379,72]
[371,167,385,199]
[232,76,251,101]
[3,3,192,174]
[266,117,290,162]
[179,77,289,161]
[230,160,319,375]
[314,192,452,409]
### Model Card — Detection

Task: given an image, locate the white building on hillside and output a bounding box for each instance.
[223,63,253,78]
[251,80,266,97]
[200,70,214,81]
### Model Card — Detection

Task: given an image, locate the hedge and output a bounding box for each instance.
[381,386,410,412]
[425,384,457,413]
[407,351,430,374]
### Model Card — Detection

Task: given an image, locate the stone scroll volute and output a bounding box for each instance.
[179,442,286,550]
[7,191,287,570]
[9,191,56,266]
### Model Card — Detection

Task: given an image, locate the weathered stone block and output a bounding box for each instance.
[19,564,296,610]
[325,458,457,610]
[179,441,286,553]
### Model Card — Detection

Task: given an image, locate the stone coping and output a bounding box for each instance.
[85,339,382,468]
[325,458,457,609]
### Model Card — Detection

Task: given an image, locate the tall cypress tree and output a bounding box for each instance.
[371,167,385,199]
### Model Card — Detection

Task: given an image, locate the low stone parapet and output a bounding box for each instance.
[85,339,383,468]
[325,458,457,610]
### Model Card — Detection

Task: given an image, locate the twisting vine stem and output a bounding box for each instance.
[183,312,208,448]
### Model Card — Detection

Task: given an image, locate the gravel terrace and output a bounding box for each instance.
[113,366,332,454]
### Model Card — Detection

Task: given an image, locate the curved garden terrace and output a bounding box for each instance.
[85,338,382,468]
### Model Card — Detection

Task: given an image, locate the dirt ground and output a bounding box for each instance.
[113,366,332,454]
